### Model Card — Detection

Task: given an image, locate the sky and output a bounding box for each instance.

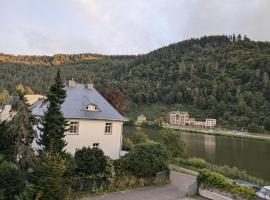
[0,0,269,55]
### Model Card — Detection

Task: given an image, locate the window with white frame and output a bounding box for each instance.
[86,104,100,111]
[93,143,99,148]
[69,121,79,134]
[105,122,112,134]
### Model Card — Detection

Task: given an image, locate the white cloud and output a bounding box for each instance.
[0,0,270,55]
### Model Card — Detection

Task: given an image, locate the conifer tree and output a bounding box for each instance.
[38,69,68,154]
[11,90,35,172]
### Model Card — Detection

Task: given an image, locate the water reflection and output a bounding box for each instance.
[123,126,270,181]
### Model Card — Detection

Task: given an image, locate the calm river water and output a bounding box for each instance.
[123,126,270,181]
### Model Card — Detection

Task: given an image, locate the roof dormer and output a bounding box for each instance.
[85,103,100,112]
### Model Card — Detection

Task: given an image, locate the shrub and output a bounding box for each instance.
[132,132,149,144]
[173,157,267,186]
[122,137,134,151]
[161,131,184,157]
[74,147,107,175]
[248,123,265,133]
[124,143,170,177]
[198,169,256,199]
[15,184,35,200]
[31,153,69,200]
[0,155,25,199]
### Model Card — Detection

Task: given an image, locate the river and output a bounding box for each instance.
[123,126,270,181]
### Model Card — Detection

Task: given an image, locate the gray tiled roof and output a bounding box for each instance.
[32,83,127,121]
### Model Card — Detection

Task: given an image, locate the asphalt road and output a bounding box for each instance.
[82,171,197,200]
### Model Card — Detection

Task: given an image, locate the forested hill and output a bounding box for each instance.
[0,35,270,131]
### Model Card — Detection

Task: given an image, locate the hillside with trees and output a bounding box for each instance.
[0,35,270,131]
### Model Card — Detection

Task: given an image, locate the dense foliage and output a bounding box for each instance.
[124,143,170,177]
[31,153,69,200]
[172,157,269,185]
[0,155,25,200]
[161,130,184,157]
[37,70,68,154]
[0,35,269,130]
[74,147,107,175]
[198,169,256,199]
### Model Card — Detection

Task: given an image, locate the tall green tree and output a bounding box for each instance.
[11,90,35,172]
[161,131,184,158]
[0,121,15,161]
[38,69,67,154]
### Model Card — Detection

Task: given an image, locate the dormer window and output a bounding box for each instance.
[41,101,49,108]
[86,104,100,111]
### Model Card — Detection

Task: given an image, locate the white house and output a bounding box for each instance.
[32,80,127,159]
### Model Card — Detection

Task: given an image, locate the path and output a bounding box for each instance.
[82,171,197,200]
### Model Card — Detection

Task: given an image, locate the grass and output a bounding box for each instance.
[163,124,270,141]
[172,157,269,186]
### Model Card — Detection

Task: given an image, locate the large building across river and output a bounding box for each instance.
[169,111,216,128]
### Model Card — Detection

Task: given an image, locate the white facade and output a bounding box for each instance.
[65,119,123,159]
[33,118,123,160]
[0,105,12,121]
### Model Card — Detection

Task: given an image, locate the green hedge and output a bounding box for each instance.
[172,157,268,186]
[198,169,256,199]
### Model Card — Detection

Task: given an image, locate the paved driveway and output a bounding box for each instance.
[82,171,197,200]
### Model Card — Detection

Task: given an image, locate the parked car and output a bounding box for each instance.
[256,186,270,200]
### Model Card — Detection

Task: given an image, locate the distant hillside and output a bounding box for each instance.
[0,53,104,65]
[0,35,270,131]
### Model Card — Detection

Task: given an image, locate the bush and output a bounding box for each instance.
[0,155,25,200]
[248,123,265,133]
[15,184,35,200]
[74,147,107,175]
[124,143,170,177]
[161,131,184,157]
[132,132,149,144]
[198,169,256,199]
[122,137,134,151]
[172,157,267,186]
[31,153,69,200]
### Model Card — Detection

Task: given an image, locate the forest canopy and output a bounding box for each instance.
[0,35,270,131]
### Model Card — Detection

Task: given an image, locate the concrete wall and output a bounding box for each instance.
[33,119,123,160]
[199,188,233,200]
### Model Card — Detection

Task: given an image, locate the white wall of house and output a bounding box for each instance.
[33,119,123,160]
[66,119,123,159]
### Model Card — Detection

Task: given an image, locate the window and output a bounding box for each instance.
[69,122,79,134]
[86,104,99,111]
[105,122,112,134]
[93,143,99,148]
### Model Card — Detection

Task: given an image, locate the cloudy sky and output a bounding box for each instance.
[0,0,269,55]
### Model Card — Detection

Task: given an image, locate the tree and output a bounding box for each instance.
[0,155,25,200]
[248,123,265,133]
[0,89,9,104]
[178,59,186,77]
[161,131,184,157]
[38,69,67,154]
[122,136,134,151]
[124,143,169,177]
[0,121,15,161]
[263,72,269,86]
[15,84,34,95]
[132,132,149,144]
[74,147,107,175]
[31,152,69,200]
[11,92,35,172]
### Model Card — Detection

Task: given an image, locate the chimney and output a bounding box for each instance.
[87,83,94,90]
[68,79,76,87]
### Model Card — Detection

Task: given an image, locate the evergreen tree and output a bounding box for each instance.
[0,121,15,161]
[11,92,35,172]
[38,69,67,154]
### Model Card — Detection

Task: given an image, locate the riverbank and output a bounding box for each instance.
[162,124,270,141]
